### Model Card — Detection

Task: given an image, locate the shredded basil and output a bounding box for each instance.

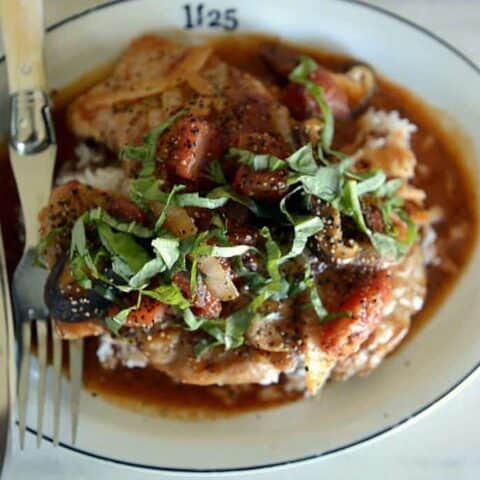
[224,307,252,350]
[143,284,190,309]
[193,338,217,357]
[105,306,136,334]
[129,177,227,211]
[303,264,329,321]
[97,223,151,273]
[104,293,142,334]
[340,180,416,259]
[183,309,227,344]
[289,56,334,150]
[230,147,287,171]
[69,255,93,290]
[154,185,185,232]
[206,160,227,184]
[280,215,324,263]
[210,244,252,258]
[175,192,228,209]
[207,185,268,218]
[376,178,403,198]
[152,237,180,269]
[354,170,387,196]
[128,257,166,289]
[285,144,318,174]
[70,218,88,258]
[111,256,135,281]
[84,207,154,238]
[250,228,289,312]
[120,109,186,177]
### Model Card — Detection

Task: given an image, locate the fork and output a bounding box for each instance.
[0,0,84,448]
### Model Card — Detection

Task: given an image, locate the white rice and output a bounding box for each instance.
[57,165,128,193]
[352,108,419,180]
[357,108,418,144]
[56,142,128,194]
[283,367,307,393]
[97,334,149,369]
[75,143,105,168]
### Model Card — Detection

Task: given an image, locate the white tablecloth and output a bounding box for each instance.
[5,1,480,479]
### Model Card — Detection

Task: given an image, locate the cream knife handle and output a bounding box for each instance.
[1,0,55,248]
[0,0,46,92]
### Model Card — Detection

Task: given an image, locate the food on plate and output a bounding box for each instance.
[30,35,474,408]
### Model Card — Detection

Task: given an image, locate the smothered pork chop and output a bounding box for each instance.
[39,35,434,396]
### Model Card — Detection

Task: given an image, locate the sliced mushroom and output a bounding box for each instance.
[309,200,396,270]
[45,255,113,323]
[332,64,376,116]
[260,42,376,119]
[259,42,298,78]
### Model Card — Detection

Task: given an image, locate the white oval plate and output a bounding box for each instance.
[1,0,479,473]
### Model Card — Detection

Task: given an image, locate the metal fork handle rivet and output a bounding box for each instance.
[9,90,56,155]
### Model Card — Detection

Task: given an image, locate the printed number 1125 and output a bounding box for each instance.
[183,4,238,31]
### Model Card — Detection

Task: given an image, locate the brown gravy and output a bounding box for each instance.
[1,35,477,418]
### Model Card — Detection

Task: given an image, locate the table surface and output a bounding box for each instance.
[4,1,480,479]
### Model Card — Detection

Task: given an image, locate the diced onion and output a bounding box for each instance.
[151,203,197,239]
[197,256,239,301]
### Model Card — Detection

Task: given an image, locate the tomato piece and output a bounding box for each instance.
[315,270,392,359]
[162,116,225,180]
[283,66,350,120]
[310,67,350,119]
[184,207,214,230]
[108,196,148,224]
[283,83,319,121]
[108,296,167,328]
[172,272,222,319]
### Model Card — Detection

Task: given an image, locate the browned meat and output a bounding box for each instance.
[55,319,105,339]
[233,165,289,201]
[68,35,294,182]
[310,199,397,270]
[299,269,392,394]
[246,301,298,352]
[234,132,290,157]
[39,180,145,268]
[68,35,213,151]
[45,36,428,395]
[260,42,350,119]
[172,272,222,319]
[109,297,168,328]
[283,68,350,120]
[160,114,225,180]
[140,327,298,386]
[333,245,426,380]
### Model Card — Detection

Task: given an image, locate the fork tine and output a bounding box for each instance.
[51,319,62,446]
[69,339,83,445]
[17,322,31,450]
[35,319,48,448]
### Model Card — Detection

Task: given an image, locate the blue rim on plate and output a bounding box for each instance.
[5,0,480,473]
